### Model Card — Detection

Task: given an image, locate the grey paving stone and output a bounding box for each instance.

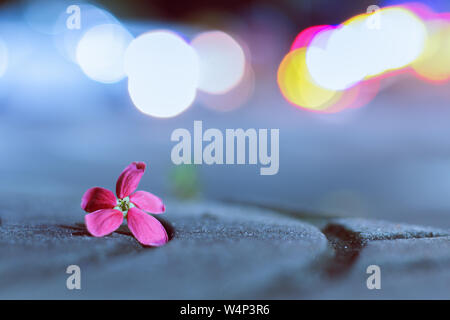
[313,236,450,299]
[2,193,450,299]
[320,217,448,277]
[0,224,143,289]
[0,198,329,299]
[324,217,449,242]
[357,236,450,271]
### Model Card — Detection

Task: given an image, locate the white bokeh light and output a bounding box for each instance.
[306,27,367,91]
[191,31,246,94]
[198,64,255,112]
[124,30,199,118]
[305,7,426,91]
[54,4,119,62]
[76,24,133,83]
[376,8,426,71]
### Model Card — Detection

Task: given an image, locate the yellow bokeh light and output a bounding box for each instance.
[412,19,450,82]
[277,48,342,112]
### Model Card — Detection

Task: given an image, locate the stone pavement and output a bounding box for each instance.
[0,193,449,299]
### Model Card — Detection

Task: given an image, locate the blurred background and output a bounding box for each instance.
[1,0,450,228]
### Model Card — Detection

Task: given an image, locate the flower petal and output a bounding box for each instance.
[127,207,168,246]
[81,187,117,213]
[116,162,146,199]
[129,191,165,214]
[85,209,123,237]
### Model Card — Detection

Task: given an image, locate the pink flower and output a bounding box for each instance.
[81,162,168,246]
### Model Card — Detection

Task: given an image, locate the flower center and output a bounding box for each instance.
[115,197,134,216]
